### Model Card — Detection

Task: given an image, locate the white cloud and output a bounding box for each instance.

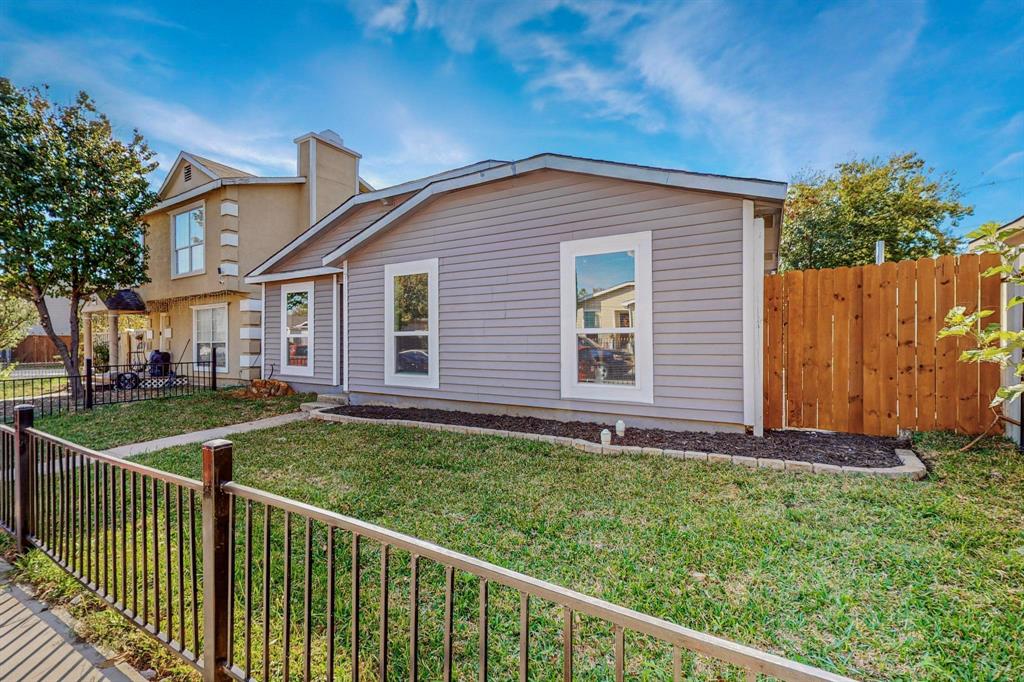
[345,0,927,179]
[0,22,295,177]
[359,105,475,187]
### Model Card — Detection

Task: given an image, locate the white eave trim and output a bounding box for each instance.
[320,155,788,265]
[247,160,509,278]
[245,266,342,284]
[149,176,306,215]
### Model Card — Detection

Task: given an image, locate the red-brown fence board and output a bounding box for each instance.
[764,253,1000,436]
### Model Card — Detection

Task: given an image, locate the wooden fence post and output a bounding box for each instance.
[201,438,233,682]
[85,358,94,410]
[12,404,34,553]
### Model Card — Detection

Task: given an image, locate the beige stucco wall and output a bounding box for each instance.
[146,293,260,383]
[161,161,215,198]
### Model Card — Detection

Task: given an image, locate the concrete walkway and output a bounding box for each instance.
[105,411,309,458]
[0,559,144,681]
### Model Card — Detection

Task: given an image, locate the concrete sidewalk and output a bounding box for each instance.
[0,559,144,681]
[105,411,309,458]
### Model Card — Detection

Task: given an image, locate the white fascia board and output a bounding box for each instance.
[180,152,221,181]
[247,160,509,278]
[149,176,306,215]
[320,154,788,265]
[245,266,342,284]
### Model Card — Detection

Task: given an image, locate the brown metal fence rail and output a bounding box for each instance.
[2,406,856,682]
[764,254,1001,436]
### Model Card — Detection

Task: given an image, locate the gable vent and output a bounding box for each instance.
[183,164,192,182]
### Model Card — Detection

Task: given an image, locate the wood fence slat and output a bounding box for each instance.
[816,268,835,430]
[831,267,851,432]
[879,262,900,435]
[915,257,937,431]
[765,254,998,437]
[979,253,1002,426]
[862,264,882,435]
[784,271,804,428]
[896,259,918,431]
[848,267,865,433]
[956,255,981,433]
[935,255,958,430]
[764,275,785,429]
[801,269,819,428]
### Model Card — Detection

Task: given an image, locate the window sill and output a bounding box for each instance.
[560,385,654,405]
[385,374,439,389]
[171,269,206,280]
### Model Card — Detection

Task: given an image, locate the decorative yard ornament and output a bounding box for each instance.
[601,429,612,446]
[616,420,626,437]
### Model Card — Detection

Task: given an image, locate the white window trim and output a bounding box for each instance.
[560,231,654,404]
[170,200,207,279]
[384,258,439,389]
[190,302,229,374]
[280,281,315,377]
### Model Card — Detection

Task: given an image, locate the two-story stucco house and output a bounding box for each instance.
[84,130,372,381]
[245,155,785,434]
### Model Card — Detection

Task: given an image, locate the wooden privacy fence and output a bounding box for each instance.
[764,254,1001,436]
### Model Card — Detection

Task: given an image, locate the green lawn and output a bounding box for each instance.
[35,389,314,449]
[8,419,1024,681]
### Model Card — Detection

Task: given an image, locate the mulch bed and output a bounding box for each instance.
[325,405,907,468]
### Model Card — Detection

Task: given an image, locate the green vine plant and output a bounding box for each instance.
[939,221,1023,450]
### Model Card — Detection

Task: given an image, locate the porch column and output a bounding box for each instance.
[83,313,93,360]
[108,313,119,367]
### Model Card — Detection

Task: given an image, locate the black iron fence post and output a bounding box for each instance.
[85,358,94,410]
[201,438,232,681]
[210,347,217,392]
[13,404,34,553]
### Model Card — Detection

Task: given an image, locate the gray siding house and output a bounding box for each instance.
[246,155,785,434]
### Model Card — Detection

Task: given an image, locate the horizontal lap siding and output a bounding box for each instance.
[273,198,409,273]
[263,276,335,385]
[347,169,745,426]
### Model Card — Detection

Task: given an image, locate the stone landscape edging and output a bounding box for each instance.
[310,408,927,480]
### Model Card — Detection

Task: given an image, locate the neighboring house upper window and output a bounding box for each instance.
[281,282,315,376]
[384,258,439,388]
[192,303,227,373]
[560,231,653,403]
[173,206,205,276]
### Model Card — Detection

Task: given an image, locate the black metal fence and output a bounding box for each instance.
[0,352,217,424]
[0,406,855,682]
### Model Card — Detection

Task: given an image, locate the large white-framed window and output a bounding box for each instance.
[192,303,228,374]
[281,281,315,377]
[384,258,439,388]
[560,231,653,403]
[172,203,205,277]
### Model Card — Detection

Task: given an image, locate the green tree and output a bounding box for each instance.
[0,295,36,353]
[0,80,157,392]
[779,152,971,270]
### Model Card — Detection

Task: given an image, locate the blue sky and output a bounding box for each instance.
[1,1,1021,236]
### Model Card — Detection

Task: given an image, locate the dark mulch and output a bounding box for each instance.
[325,405,906,468]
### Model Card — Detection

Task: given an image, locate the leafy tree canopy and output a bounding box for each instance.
[0,79,157,382]
[779,152,972,271]
[0,295,36,351]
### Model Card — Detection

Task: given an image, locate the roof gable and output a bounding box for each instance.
[316,154,786,266]
[245,153,786,283]
[157,151,253,200]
